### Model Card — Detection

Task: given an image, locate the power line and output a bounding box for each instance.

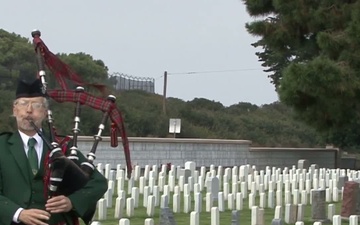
[168,68,263,75]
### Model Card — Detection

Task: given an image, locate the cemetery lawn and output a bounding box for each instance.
[88,188,350,225]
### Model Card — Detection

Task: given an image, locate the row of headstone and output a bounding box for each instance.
[95,188,357,223]
[94,160,360,223]
[98,161,355,189]
[92,207,360,225]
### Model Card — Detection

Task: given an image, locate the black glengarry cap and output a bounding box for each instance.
[15,79,46,99]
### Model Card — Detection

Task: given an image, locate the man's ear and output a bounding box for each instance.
[12,106,17,117]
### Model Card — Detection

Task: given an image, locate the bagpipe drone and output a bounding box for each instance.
[30,30,132,198]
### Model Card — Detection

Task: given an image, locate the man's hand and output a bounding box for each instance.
[18,209,50,225]
[45,195,73,213]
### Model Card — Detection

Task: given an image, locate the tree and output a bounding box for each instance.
[242,0,360,149]
[0,29,37,90]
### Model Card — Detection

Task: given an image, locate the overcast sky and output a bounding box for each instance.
[1,0,278,107]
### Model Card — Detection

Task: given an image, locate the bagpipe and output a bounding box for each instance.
[30,30,132,198]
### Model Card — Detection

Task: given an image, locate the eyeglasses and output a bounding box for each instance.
[15,100,44,110]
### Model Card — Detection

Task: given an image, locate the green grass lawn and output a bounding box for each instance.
[89,181,349,225]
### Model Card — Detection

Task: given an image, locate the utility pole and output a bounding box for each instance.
[162,71,167,115]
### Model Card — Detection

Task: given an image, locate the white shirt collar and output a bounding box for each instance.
[18,130,42,147]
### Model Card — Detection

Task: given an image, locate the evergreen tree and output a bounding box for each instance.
[243,0,360,149]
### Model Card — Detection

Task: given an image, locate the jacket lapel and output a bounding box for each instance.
[8,131,30,184]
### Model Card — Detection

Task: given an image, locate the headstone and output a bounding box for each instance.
[297,159,309,170]
[144,218,154,225]
[184,194,191,213]
[144,165,150,180]
[149,177,155,192]
[97,163,103,175]
[310,164,319,176]
[207,177,219,200]
[131,187,139,208]
[218,192,225,212]
[211,207,219,225]
[127,177,134,194]
[274,206,282,219]
[251,206,260,225]
[188,177,194,192]
[341,181,360,218]
[159,176,165,192]
[114,197,125,219]
[169,175,175,192]
[284,191,291,205]
[184,161,196,177]
[194,192,202,213]
[338,176,349,189]
[104,188,112,208]
[126,198,134,217]
[231,210,240,225]
[224,183,229,200]
[173,194,181,213]
[143,186,150,207]
[332,215,341,225]
[268,190,275,208]
[258,208,265,225]
[119,218,130,225]
[139,177,145,194]
[271,218,284,225]
[184,169,192,184]
[276,190,282,206]
[349,215,358,225]
[160,195,169,209]
[177,169,185,178]
[327,204,335,221]
[133,165,140,181]
[259,192,266,208]
[97,198,107,220]
[284,204,297,224]
[109,170,116,181]
[332,187,339,202]
[206,193,213,212]
[153,186,160,206]
[160,207,177,225]
[117,177,124,195]
[190,211,199,225]
[147,196,156,217]
[178,176,185,192]
[297,204,305,221]
[249,193,255,209]
[235,192,243,211]
[311,190,329,222]
[228,193,235,210]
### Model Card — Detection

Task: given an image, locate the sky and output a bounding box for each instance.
[1,0,279,107]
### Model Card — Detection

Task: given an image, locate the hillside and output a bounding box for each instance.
[0,28,324,147]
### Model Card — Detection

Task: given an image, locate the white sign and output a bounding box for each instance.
[169,118,181,134]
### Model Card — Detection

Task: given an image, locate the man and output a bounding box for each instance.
[0,79,108,225]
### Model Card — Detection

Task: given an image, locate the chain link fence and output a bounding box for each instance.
[109,72,155,93]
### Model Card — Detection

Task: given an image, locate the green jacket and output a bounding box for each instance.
[0,131,108,225]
